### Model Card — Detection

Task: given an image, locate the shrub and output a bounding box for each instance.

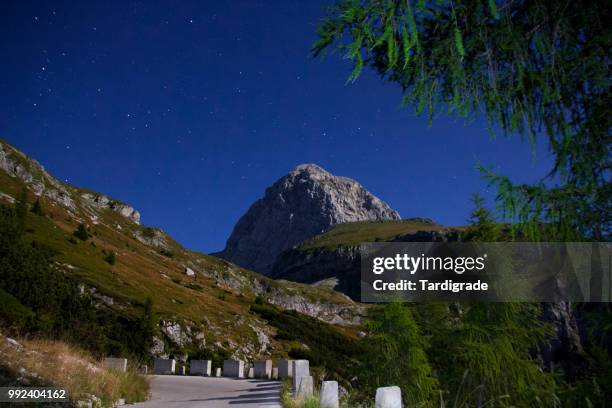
[159,249,173,258]
[104,251,116,265]
[73,223,89,241]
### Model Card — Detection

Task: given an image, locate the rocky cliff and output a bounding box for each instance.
[217,163,400,273]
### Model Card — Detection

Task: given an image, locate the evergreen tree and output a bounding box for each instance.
[361,302,438,406]
[464,193,500,241]
[313,0,611,241]
[429,303,556,406]
[137,297,157,354]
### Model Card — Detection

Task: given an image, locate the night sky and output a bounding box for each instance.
[0,1,554,253]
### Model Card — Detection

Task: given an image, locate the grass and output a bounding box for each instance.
[297,219,452,250]
[0,332,149,406]
[280,379,321,408]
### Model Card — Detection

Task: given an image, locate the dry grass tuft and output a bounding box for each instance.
[0,332,149,406]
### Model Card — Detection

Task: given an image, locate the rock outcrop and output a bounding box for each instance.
[217,164,400,273]
[81,193,140,224]
[0,140,140,224]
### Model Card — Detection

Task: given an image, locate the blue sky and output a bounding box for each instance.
[0,1,554,252]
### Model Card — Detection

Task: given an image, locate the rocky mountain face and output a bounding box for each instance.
[218,163,401,273]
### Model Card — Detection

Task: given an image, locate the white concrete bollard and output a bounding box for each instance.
[320,381,339,408]
[103,357,127,372]
[247,367,254,378]
[254,360,272,379]
[278,359,294,378]
[375,386,402,408]
[271,367,279,380]
[215,367,221,377]
[292,360,310,391]
[190,360,212,376]
[223,360,244,378]
[178,364,186,375]
[294,375,314,399]
[153,358,176,374]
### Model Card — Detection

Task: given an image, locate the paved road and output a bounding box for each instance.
[130,376,282,408]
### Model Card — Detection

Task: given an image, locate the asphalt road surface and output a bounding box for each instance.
[130,375,282,408]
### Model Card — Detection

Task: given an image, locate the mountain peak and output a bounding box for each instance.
[217,164,400,273]
[291,163,328,174]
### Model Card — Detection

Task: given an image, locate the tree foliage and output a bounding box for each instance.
[424,303,556,406]
[313,0,611,241]
[361,302,439,406]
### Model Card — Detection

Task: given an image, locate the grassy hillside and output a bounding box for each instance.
[297,219,456,250]
[0,139,361,365]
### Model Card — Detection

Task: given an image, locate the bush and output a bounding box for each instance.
[104,251,116,265]
[73,223,89,241]
[159,249,173,258]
